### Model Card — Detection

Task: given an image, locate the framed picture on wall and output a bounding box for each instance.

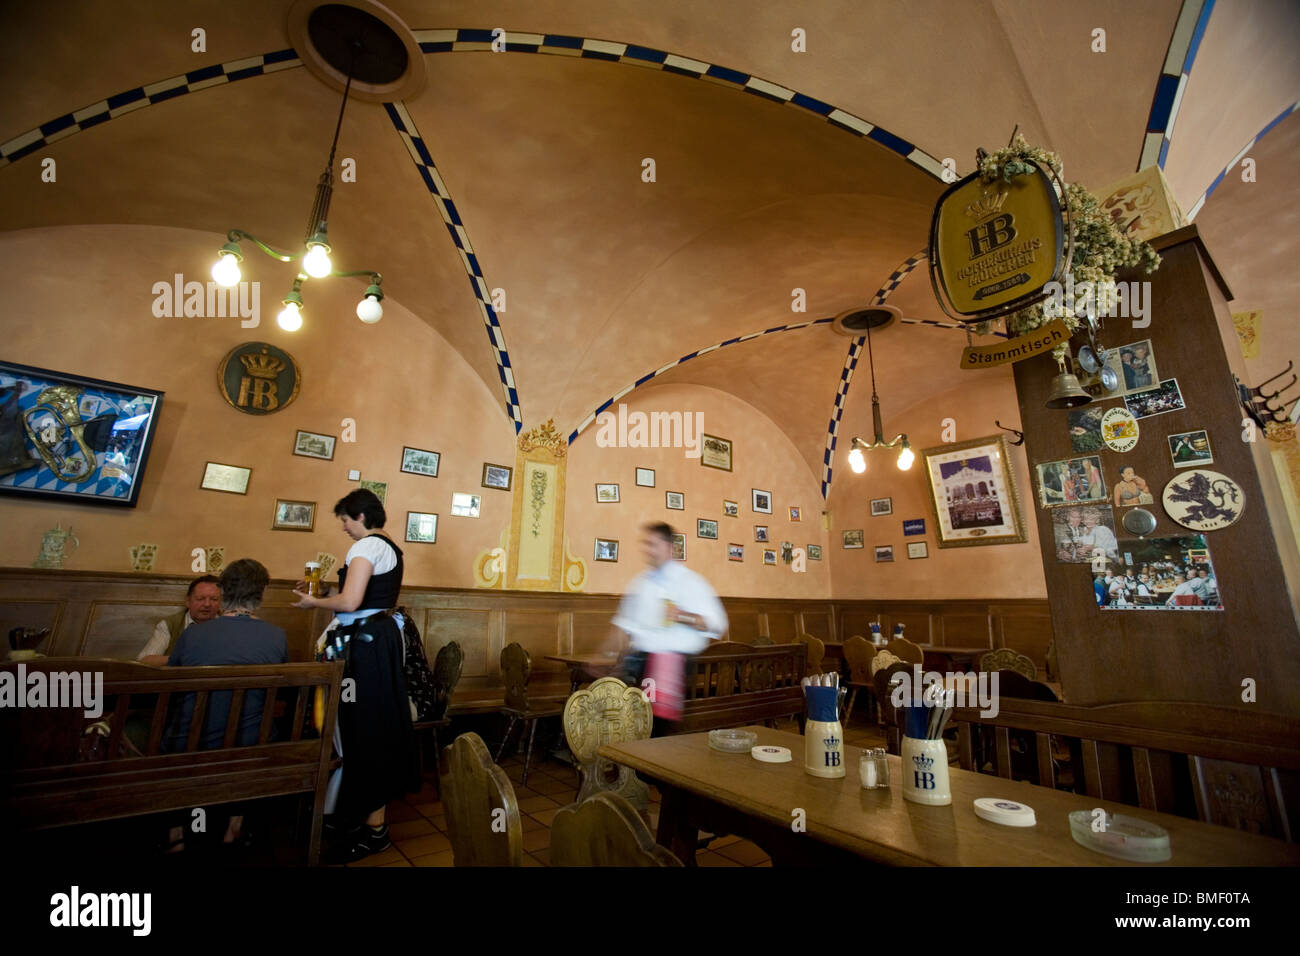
[0,360,164,508]
[482,462,513,491]
[842,529,864,549]
[670,533,686,561]
[807,544,822,560]
[754,525,769,542]
[921,434,1027,549]
[636,467,655,487]
[723,499,739,517]
[293,429,335,460]
[201,461,251,495]
[701,434,733,471]
[450,492,481,517]
[869,497,893,516]
[697,518,719,539]
[401,446,440,477]
[762,549,777,566]
[596,483,620,503]
[875,545,894,562]
[727,543,744,561]
[752,488,772,514]
[272,499,316,532]
[405,511,438,544]
[907,542,928,559]
[789,506,801,521]
[359,479,387,504]
[594,537,619,562]
[665,490,685,510]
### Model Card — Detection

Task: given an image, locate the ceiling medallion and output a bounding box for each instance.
[286,0,426,102]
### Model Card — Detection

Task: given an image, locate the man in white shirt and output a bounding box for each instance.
[1079,509,1119,561]
[136,575,222,665]
[610,522,727,683]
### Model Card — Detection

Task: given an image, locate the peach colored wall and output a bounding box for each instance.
[0,225,518,587]
[827,368,1047,600]
[565,382,831,598]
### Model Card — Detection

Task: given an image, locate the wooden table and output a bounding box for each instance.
[545,653,620,693]
[914,645,993,670]
[599,726,1300,866]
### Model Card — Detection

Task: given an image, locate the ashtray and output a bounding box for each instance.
[1068,810,1171,862]
[709,728,757,753]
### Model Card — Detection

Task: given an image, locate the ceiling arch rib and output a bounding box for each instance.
[1185,98,1300,221]
[1137,0,1214,172]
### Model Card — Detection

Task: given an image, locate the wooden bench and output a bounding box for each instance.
[951,698,1300,841]
[674,643,805,733]
[0,658,343,863]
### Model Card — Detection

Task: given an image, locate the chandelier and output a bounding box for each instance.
[210,39,383,331]
[847,311,913,473]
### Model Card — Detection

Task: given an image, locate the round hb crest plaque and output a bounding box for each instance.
[1161,469,1245,532]
[217,342,301,415]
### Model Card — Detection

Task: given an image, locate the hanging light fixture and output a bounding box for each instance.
[846,310,912,473]
[211,37,383,331]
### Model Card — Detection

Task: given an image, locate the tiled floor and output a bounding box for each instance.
[347,715,888,867]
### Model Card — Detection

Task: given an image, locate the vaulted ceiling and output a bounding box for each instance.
[2,0,1296,486]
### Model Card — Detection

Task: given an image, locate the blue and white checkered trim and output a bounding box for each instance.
[1186,98,1300,220]
[383,102,522,432]
[567,318,834,445]
[820,337,865,500]
[872,250,927,306]
[0,50,301,169]
[1139,0,1214,171]
[412,29,946,181]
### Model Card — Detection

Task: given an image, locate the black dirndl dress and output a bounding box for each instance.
[331,535,420,823]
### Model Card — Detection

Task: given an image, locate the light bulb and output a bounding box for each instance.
[848,447,866,474]
[211,252,241,288]
[356,294,383,324]
[897,445,915,471]
[277,301,302,331]
[303,243,332,279]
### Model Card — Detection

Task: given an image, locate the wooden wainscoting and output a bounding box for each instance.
[0,569,1054,710]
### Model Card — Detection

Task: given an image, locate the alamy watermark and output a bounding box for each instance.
[594,403,705,458]
[1042,274,1151,328]
[0,664,103,717]
[50,886,150,935]
[151,273,260,327]
[889,664,1000,718]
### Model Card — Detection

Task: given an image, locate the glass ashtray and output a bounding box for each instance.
[1068,810,1171,862]
[709,729,758,753]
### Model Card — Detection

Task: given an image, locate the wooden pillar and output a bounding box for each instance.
[1012,227,1300,715]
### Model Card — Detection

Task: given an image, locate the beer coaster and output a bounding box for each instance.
[751,745,792,763]
[974,797,1036,827]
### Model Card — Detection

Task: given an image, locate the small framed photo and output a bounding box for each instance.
[594,537,619,562]
[201,461,251,495]
[405,511,438,544]
[789,506,801,521]
[752,489,772,514]
[360,479,387,504]
[1168,429,1214,468]
[727,543,745,561]
[596,483,620,503]
[482,462,513,491]
[701,434,733,472]
[781,542,794,563]
[870,497,893,517]
[293,430,335,461]
[723,499,739,518]
[807,544,822,561]
[762,549,777,566]
[451,492,481,517]
[272,499,316,532]
[670,533,686,561]
[636,467,655,487]
[843,529,864,549]
[907,542,929,560]
[697,518,719,539]
[401,446,440,477]
[1036,455,1107,507]
[754,525,769,542]
[875,545,895,562]
[1123,377,1186,420]
[665,490,685,510]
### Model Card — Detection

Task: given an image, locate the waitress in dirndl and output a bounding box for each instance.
[294,488,420,862]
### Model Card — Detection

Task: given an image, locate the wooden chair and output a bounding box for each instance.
[495,642,567,786]
[697,641,754,695]
[798,634,826,674]
[413,640,463,798]
[563,677,653,812]
[871,660,913,754]
[550,791,683,866]
[441,732,523,866]
[952,700,1300,841]
[841,635,877,727]
[882,636,923,666]
[967,671,1065,783]
[980,647,1037,680]
[751,635,775,646]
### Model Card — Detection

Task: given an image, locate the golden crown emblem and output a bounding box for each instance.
[239,348,284,380]
[964,188,1009,223]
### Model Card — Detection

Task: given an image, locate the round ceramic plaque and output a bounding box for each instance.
[1101,407,1139,452]
[1161,469,1245,531]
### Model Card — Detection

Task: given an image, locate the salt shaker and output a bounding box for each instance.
[860,747,890,789]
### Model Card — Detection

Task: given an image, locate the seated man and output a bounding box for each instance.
[165,559,288,850]
[136,574,221,666]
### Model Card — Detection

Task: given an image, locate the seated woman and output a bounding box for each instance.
[165,558,288,850]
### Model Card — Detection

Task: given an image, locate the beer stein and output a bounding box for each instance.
[900,736,951,806]
[803,684,845,779]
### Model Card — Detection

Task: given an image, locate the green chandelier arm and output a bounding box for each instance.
[226,229,301,264]
[331,270,383,283]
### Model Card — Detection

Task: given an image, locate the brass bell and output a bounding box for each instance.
[1045,371,1092,409]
